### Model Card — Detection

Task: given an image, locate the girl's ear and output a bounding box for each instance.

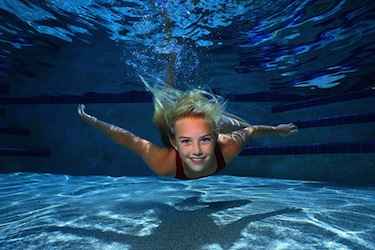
[169,137,178,151]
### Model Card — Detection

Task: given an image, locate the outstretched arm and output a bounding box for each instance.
[78,104,140,148]
[77,105,175,176]
[218,123,298,163]
[165,52,176,87]
[218,112,250,134]
[250,123,298,138]
[223,123,298,146]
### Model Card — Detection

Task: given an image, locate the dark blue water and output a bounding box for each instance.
[1,0,374,180]
[1,1,375,249]
[0,0,374,178]
[1,0,374,95]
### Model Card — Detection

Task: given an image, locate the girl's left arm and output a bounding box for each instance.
[218,123,297,163]
[249,123,298,138]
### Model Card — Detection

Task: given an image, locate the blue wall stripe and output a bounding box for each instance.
[280,112,375,129]
[0,83,9,94]
[228,92,320,102]
[0,148,51,157]
[0,87,373,105]
[0,91,153,104]
[0,126,30,135]
[0,91,312,104]
[272,86,375,113]
[239,141,375,156]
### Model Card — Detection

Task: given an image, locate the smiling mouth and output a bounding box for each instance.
[190,157,206,164]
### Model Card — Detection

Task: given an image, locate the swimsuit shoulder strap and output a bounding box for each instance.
[214,144,226,174]
[175,150,189,180]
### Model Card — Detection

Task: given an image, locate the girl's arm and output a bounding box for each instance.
[249,123,298,138]
[219,123,298,163]
[227,123,298,146]
[217,112,250,134]
[78,105,175,176]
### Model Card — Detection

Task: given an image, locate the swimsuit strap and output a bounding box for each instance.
[214,144,226,174]
[175,152,189,180]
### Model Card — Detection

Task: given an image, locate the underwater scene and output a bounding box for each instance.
[1,173,375,249]
[0,0,374,249]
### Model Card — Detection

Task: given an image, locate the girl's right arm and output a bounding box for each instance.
[78,105,175,176]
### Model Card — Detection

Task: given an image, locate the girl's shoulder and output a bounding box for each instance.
[142,146,177,177]
[217,132,247,163]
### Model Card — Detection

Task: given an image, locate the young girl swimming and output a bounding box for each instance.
[78,76,297,180]
[78,8,297,179]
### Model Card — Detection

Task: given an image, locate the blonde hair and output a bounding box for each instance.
[140,75,225,142]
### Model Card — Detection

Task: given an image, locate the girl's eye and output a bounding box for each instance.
[180,139,191,145]
[201,138,211,143]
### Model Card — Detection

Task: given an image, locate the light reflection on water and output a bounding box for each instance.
[0,0,374,94]
[1,173,374,249]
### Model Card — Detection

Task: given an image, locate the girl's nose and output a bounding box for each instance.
[192,142,203,155]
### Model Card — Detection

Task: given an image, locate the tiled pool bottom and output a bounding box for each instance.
[1,173,374,249]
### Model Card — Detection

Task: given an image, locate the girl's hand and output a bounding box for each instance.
[275,123,298,136]
[78,104,97,122]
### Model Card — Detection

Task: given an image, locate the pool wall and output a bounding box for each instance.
[0,10,374,185]
[1,88,374,184]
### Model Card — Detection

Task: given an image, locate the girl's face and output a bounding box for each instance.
[171,116,217,173]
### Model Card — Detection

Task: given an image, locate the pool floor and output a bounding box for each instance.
[1,173,374,249]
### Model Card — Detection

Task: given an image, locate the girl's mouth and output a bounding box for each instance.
[190,157,206,164]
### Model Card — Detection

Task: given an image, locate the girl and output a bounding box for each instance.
[78,77,297,180]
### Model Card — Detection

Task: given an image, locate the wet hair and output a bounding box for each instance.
[140,75,225,146]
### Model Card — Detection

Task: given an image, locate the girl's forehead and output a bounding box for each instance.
[174,116,214,133]
[175,116,212,125]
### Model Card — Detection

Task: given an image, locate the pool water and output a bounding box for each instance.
[0,0,374,182]
[0,1,375,249]
[1,173,374,249]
